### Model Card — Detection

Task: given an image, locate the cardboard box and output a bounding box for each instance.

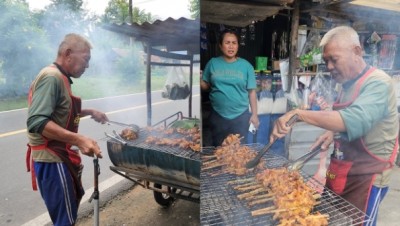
[272,60,280,70]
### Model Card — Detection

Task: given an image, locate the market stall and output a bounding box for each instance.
[200,1,400,225]
[102,17,201,206]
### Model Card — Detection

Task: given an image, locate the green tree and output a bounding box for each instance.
[103,0,155,24]
[115,44,145,84]
[189,0,199,19]
[0,0,52,97]
[49,0,84,12]
[37,0,90,48]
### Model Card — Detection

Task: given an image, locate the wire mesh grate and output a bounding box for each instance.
[200,144,371,226]
[113,129,201,161]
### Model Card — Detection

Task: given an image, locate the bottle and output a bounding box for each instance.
[302,87,311,109]
[333,133,343,160]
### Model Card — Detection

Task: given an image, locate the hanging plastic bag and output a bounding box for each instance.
[309,72,337,110]
[299,30,322,68]
[162,66,190,100]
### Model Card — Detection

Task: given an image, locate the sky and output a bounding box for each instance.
[26,0,192,19]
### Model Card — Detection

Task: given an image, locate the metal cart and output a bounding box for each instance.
[107,112,200,207]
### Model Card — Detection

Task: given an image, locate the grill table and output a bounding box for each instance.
[107,112,200,206]
[200,144,371,226]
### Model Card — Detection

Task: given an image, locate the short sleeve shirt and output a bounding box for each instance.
[203,56,256,119]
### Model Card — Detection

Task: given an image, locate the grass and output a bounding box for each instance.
[0,96,28,111]
[0,72,200,112]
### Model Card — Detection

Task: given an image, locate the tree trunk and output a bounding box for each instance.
[129,0,133,23]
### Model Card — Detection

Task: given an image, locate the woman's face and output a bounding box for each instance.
[220,33,238,60]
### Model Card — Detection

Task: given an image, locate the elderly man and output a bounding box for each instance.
[271,26,398,225]
[26,33,108,225]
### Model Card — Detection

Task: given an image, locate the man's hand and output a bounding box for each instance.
[77,136,103,158]
[311,130,334,151]
[90,110,109,124]
[269,110,298,143]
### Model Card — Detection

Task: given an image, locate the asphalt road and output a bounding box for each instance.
[0,88,200,226]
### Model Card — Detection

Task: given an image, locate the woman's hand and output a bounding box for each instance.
[249,113,259,129]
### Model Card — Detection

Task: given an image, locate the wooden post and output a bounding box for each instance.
[289,0,300,91]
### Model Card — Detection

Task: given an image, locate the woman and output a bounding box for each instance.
[201,29,259,146]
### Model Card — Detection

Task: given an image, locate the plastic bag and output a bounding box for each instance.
[299,30,322,67]
[162,66,190,100]
[309,72,337,110]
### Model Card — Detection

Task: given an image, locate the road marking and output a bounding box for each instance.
[21,175,125,226]
[0,92,161,114]
[0,129,27,138]
[0,94,199,138]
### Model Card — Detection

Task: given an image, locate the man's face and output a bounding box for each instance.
[68,47,91,78]
[322,40,358,84]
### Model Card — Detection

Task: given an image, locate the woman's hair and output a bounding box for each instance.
[219,29,239,45]
[320,26,360,48]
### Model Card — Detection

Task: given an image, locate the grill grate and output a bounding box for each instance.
[200,144,371,226]
[118,129,201,161]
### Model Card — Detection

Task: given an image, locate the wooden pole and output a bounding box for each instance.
[289,0,300,91]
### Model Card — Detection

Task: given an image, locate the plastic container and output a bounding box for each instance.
[255,56,268,71]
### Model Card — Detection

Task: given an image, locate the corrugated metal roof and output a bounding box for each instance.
[201,0,294,27]
[102,17,200,54]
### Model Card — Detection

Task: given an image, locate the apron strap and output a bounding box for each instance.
[26,144,38,191]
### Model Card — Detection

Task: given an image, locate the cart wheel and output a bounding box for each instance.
[153,183,175,208]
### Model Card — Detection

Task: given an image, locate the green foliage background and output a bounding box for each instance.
[0,0,200,111]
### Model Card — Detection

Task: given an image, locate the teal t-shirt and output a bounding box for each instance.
[203,56,256,119]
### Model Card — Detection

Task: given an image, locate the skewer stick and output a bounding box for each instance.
[248,197,274,206]
[202,163,226,171]
[235,184,263,192]
[306,214,329,219]
[202,159,218,166]
[252,207,298,216]
[245,192,275,201]
[208,169,229,177]
[313,194,321,200]
[202,155,217,159]
[227,177,254,185]
[237,188,265,199]
[233,182,258,189]
[251,206,276,216]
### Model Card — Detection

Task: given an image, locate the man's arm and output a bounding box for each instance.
[270,109,345,143]
[41,121,102,158]
[81,109,108,124]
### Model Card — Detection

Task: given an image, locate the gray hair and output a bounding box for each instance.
[320,26,360,48]
[58,33,92,56]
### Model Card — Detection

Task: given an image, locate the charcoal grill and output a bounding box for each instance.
[200,144,371,225]
[107,112,200,206]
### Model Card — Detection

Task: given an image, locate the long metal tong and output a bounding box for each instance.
[245,114,299,169]
[107,120,140,133]
[284,144,323,171]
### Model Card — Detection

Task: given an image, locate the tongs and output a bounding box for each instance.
[245,114,299,169]
[284,144,323,171]
[104,132,127,145]
[106,120,140,133]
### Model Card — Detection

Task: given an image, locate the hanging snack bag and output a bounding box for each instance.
[162,66,190,100]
